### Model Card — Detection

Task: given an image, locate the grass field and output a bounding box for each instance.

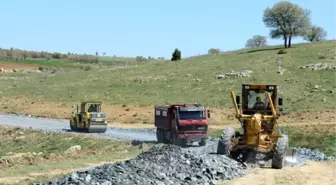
[0,125,146,185]
[0,41,335,124]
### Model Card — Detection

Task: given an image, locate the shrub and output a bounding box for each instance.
[208,48,221,55]
[136,56,148,62]
[277,49,287,54]
[84,66,92,71]
[171,48,181,61]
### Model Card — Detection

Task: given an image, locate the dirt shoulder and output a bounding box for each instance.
[0,61,39,71]
[0,96,335,128]
[220,161,336,185]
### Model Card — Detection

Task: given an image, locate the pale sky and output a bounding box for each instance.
[1,0,335,58]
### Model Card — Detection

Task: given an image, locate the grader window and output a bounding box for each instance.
[247,90,274,110]
[87,104,101,112]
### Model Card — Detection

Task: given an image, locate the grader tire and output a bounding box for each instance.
[271,134,289,169]
[217,127,235,155]
[70,120,75,131]
[162,130,170,144]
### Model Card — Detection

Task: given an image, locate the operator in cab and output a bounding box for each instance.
[253,97,265,109]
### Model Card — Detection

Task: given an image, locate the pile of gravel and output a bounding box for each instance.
[294,147,335,162]
[33,145,246,185]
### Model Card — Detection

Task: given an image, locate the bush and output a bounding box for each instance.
[84,66,92,71]
[319,55,327,59]
[136,56,148,62]
[208,48,220,55]
[171,48,181,61]
[277,49,287,55]
[52,52,62,59]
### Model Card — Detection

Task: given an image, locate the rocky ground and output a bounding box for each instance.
[299,63,336,71]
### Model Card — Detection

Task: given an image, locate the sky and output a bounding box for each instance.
[1,0,335,58]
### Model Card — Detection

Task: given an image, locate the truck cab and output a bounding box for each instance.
[154,104,210,146]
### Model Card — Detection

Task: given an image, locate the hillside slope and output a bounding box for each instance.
[0,41,335,123]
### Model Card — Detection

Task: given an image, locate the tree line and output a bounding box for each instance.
[245,1,328,48]
[0,47,100,63]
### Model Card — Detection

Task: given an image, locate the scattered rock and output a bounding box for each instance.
[277,67,285,74]
[313,85,322,89]
[15,136,25,140]
[216,70,253,79]
[299,63,336,71]
[64,145,81,154]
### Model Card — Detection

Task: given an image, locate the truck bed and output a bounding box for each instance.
[154,106,171,130]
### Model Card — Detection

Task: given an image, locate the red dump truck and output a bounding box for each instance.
[154,104,210,146]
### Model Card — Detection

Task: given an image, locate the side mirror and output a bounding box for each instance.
[207,110,211,119]
[278,96,283,106]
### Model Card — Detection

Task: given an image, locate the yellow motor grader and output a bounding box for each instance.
[217,84,296,169]
[70,101,108,133]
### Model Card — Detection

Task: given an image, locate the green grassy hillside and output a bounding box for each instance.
[1,41,335,112]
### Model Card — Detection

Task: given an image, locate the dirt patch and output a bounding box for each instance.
[0,96,335,128]
[0,61,39,70]
[220,161,336,185]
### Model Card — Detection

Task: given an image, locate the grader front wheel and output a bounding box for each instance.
[271,135,289,169]
[217,127,235,155]
[70,120,76,131]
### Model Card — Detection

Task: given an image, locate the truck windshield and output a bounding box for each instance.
[179,111,205,120]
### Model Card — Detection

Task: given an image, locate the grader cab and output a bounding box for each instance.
[70,101,108,133]
[217,84,296,169]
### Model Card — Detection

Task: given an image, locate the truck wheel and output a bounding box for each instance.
[172,130,184,146]
[199,139,207,146]
[162,130,170,144]
[217,127,235,155]
[156,128,163,143]
[271,134,288,169]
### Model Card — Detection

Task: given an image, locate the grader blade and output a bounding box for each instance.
[88,124,107,133]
